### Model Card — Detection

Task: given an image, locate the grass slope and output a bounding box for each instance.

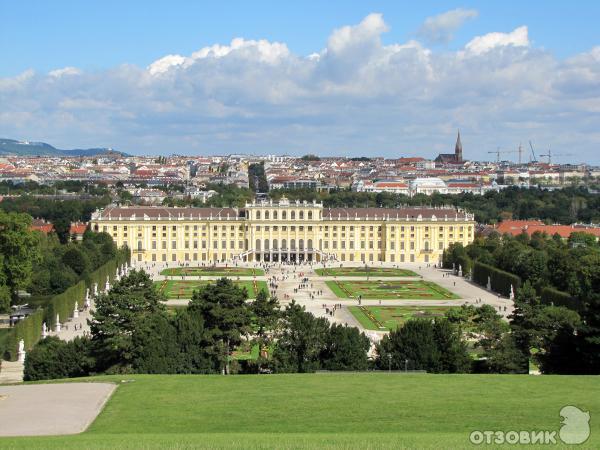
[2,373,598,449]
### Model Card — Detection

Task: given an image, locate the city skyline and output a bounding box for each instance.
[1,2,600,163]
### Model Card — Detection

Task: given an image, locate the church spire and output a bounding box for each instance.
[455,130,463,162]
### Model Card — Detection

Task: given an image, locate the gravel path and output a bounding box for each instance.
[0,382,115,436]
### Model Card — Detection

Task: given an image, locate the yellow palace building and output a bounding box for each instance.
[90,198,475,264]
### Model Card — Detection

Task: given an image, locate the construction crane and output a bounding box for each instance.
[487,147,519,163]
[529,141,538,163]
[538,147,573,164]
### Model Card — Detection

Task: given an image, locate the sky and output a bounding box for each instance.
[1,1,600,163]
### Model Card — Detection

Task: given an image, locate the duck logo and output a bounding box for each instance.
[559,405,590,445]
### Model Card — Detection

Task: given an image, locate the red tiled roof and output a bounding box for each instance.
[31,218,54,234]
[496,220,600,238]
[70,222,88,235]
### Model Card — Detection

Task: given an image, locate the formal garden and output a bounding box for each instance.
[155,279,268,299]
[349,305,455,331]
[325,280,459,300]
[160,266,265,277]
[314,267,418,277]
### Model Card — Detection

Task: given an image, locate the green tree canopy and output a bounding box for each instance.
[90,269,166,372]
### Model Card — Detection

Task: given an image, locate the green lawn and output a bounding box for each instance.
[349,305,456,330]
[326,280,459,300]
[2,373,598,449]
[231,343,260,361]
[160,266,265,277]
[155,280,268,299]
[315,267,418,277]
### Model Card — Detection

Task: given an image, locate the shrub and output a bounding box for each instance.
[23,336,95,381]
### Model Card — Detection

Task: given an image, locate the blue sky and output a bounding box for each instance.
[2,1,599,76]
[1,1,600,162]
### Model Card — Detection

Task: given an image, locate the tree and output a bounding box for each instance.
[509,280,540,359]
[248,163,269,193]
[572,292,600,374]
[173,308,212,373]
[0,210,40,304]
[481,334,528,374]
[533,306,581,374]
[0,283,10,314]
[90,270,166,372]
[188,278,252,374]
[272,301,330,373]
[320,323,370,371]
[131,312,180,374]
[24,336,95,381]
[376,319,470,373]
[62,246,91,275]
[251,290,280,342]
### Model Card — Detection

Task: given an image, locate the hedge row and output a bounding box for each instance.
[540,287,581,312]
[472,261,521,298]
[3,248,129,361]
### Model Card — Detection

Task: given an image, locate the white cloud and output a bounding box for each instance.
[147,55,189,75]
[417,8,478,44]
[465,26,529,55]
[191,38,289,63]
[1,15,599,163]
[49,66,82,78]
[327,13,388,54]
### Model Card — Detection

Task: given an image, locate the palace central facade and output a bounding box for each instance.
[90,199,475,264]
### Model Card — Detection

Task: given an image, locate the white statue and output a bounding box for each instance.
[105,278,110,292]
[17,339,25,363]
[458,265,463,277]
[42,322,47,338]
[510,284,515,300]
[486,276,491,290]
[55,313,61,333]
[85,288,90,302]
[93,282,98,297]
[73,302,79,318]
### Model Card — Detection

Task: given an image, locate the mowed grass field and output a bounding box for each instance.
[2,373,598,449]
[349,305,455,330]
[326,280,459,300]
[155,279,268,299]
[314,267,418,277]
[160,266,265,277]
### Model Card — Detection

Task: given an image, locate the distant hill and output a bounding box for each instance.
[0,138,130,157]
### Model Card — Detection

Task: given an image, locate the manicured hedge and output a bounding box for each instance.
[3,248,130,361]
[472,261,521,298]
[4,309,44,361]
[540,287,581,312]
